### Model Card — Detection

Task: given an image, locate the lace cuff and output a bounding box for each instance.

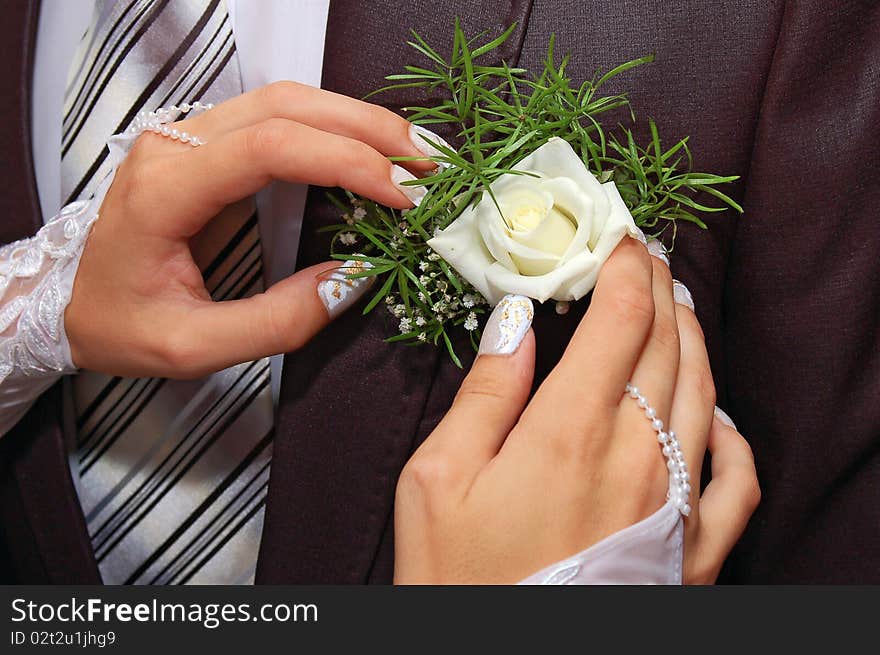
[0,183,110,436]
[0,128,140,438]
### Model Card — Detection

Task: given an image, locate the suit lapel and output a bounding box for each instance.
[257,0,534,583]
[0,0,101,583]
[0,0,43,242]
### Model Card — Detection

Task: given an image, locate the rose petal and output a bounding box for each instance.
[427,206,497,301]
[484,250,601,304]
[477,197,562,273]
[503,138,609,216]
[508,209,574,254]
[595,181,640,261]
[474,200,518,271]
[498,183,555,233]
[532,177,596,262]
[480,222,561,273]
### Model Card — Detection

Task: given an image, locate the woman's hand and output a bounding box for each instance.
[66,81,436,378]
[393,237,760,584]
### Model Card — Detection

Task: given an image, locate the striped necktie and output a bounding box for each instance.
[62,0,275,585]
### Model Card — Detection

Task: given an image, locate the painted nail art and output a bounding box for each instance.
[647,239,670,266]
[390,164,427,207]
[672,279,695,311]
[409,124,454,166]
[478,294,534,356]
[317,259,375,318]
[714,405,737,430]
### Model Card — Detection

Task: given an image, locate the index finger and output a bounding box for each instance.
[174,81,443,172]
[520,235,655,434]
[404,295,536,484]
[146,118,421,237]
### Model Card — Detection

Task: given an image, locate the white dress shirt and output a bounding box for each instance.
[32,0,331,401]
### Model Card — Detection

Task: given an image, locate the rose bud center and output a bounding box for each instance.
[502,185,577,276]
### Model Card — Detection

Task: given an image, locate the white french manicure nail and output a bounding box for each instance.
[647,239,670,266]
[478,294,534,356]
[390,164,427,207]
[714,405,737,430]
[672,279,695,311]
[631,227,648,245]
[409,124,454,167]
[317,259,375,318]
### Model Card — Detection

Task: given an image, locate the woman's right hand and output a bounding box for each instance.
[65,81,437,379]
[393,237,760,584]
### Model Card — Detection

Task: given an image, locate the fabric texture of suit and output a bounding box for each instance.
[1,0,878,584]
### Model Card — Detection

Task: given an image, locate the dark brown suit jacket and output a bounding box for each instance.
[2,0,878,584]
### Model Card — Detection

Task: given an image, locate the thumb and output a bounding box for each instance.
[419,294,536,475]
[180,259,374,375]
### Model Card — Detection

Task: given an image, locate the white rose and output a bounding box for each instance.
[427,137,640,305]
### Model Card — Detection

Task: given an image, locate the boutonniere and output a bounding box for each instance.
[326,22,740,366]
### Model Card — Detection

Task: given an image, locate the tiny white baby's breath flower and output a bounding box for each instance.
[419,275,431,286]
[339,232,357,246]
[415,316,426,327]
[464,312,478,331]
[462,294,476,308]
[352,206,367,221]
[399,317,412,333]
[428,253,441,261]
[343,214,354,225]
[385,295,396,305]
[419,261,430,272]
[393,303,406,318]
[417,332,427,342]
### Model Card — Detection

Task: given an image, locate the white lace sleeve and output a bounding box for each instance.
[0,130,138,438]
[0,192,105,437]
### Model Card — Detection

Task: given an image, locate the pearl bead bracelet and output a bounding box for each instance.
[128,101,213,146]
[625,382,692,517]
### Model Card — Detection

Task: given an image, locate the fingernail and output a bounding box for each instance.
[630,227,648,245]
[672,280,694,311]
[714,405,737,430]
[478,294,534,356]
[646,239,669,266]
[409,124,454,167]
[391,164,427,207]
[317,259,375,318]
